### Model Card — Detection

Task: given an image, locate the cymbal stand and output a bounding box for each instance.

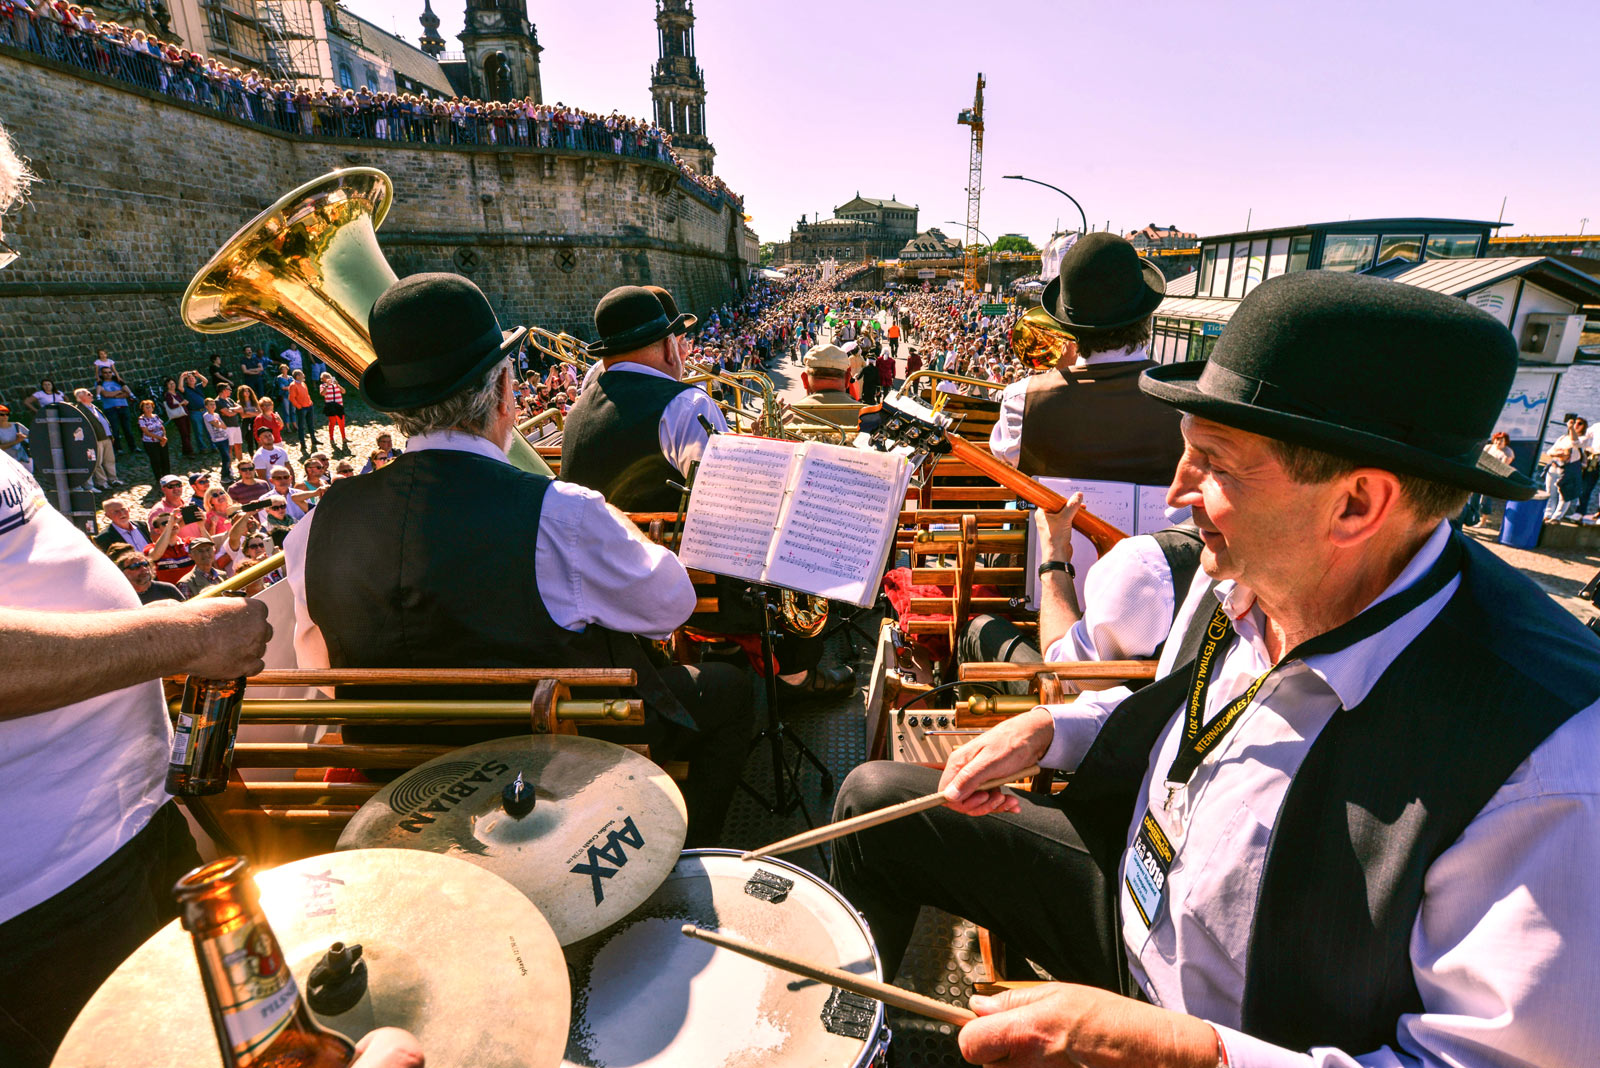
[738,586,834,822]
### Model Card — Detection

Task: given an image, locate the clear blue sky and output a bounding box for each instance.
[343,0,1598,246]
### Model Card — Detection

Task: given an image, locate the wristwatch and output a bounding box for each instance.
[1037,559,1075,578]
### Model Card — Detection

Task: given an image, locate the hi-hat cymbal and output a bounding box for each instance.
[53,849,569,1068]
[336,735,688,945]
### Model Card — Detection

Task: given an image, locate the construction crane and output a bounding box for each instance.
[956,73,985,292]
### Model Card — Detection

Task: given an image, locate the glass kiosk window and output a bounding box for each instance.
[1379,234,1424,262]
[1425,234,1481,259]
[1321,234,1379,272]
[1288,234,1313,272]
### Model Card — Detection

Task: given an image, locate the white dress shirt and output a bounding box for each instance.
[284,429,697,669]
[990,345,1150,465]
[1043,520,1600,1068]
[1041,533,1176,666]
[577,361,729,476]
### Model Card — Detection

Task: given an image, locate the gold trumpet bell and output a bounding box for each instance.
[1010,305,1077,372]
[181,167,396,389]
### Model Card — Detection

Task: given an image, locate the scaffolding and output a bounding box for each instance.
[201,0,325,84]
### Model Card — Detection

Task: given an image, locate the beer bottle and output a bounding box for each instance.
[167,676,247,796]
[176,856,357,1068]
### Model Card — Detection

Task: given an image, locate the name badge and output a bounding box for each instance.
[1124,810,1175,939]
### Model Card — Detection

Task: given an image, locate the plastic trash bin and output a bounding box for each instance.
[1499,498,1543,549]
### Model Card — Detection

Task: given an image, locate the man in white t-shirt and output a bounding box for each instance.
[251,425,292,479]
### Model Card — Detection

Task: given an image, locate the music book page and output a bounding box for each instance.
[1024,478,1181,610]
[678,437,910,608]
[678,435,798,583]
[767,443,910,607]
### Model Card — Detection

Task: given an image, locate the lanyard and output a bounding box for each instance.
[1162,535,1465,815]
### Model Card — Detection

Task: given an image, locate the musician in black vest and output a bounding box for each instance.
[284,273,754,846]
[564,286,853,700]
[835,271,1600,1068]
[968,233,1198,688]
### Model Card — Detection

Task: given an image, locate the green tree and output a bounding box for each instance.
[759,242,776,266]
[993,234,1038,254]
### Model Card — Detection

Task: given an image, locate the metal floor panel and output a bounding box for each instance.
[716,621,977,1067]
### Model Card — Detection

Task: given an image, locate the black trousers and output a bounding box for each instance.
[0,801,201,1068]
[831,761,1124,989]
[958,613,1044,697]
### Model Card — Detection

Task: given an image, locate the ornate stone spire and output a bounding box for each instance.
[651,0,715,175]
[418,0,445,58]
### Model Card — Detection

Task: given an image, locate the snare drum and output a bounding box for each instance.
[563,849,890,1068]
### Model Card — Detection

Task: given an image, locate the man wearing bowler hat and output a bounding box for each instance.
[285,273,754,846]
[565,285,854,700]
[990,231,1184,485]
[835,271,1600,1068]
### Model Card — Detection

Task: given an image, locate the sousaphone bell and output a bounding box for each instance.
[181,167,553,477]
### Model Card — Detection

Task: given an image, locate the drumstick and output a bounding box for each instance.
[681,925,976,1026]
[739,765,1040,862]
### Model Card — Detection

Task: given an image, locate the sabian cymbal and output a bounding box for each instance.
[53,848,569,1068]
[336,735,688,945]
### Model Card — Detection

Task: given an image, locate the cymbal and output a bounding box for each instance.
[53,848,569,1068]
[336,735,688,945]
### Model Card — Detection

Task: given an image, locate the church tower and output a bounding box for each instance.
[418,0,445,58]
[457,0,543,103]
[650,0,715,175]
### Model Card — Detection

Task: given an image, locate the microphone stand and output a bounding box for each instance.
[739,585,834,822]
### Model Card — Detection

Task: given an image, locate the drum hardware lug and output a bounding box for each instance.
[502,771,536,818]
[744,868,794,903]
[306,941,367,1016]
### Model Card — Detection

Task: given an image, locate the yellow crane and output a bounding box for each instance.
[956,73,985,292]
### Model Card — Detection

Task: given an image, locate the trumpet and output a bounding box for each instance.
[1009,305,1077,372]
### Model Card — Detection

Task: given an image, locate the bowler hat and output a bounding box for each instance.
[362,273,527,411]
[1041,232,1165,334]
[589,285,693,358]
[1140,271,1535,499]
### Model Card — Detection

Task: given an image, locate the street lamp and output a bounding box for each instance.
[945,220,994,293]
[1003,174,1088,236]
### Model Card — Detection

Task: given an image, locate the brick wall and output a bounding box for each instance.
[0,48,755,402]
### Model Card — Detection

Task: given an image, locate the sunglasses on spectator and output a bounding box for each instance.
[120,560,151,571]
[271,475,291,481]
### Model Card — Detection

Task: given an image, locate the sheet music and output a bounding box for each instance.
[1136,486,1189,534]
[767,443,909,607]
[1025,478,1136,610]
[678,435,797,582]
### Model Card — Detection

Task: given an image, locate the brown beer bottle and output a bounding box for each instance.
[175,856,356,1068]
[167,676,247,796]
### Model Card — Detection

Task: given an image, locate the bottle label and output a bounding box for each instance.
[169,713,197,767]
[201,920,299,1061]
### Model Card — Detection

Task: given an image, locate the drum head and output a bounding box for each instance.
[563,849,884,1068]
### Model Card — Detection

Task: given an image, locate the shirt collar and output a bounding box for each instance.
[404,428,505,463]
[1212,519,1457,707]
[601,360,677,382]
[1079,344,1148,367]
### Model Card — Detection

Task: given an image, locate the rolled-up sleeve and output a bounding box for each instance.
[1039,685,1132,771]
[536,480,696,639]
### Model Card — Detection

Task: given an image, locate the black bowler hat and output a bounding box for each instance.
[1140,271,1535,499]
[362,273,527,411]
[1041,231,1166,334]
[589,285,693,358]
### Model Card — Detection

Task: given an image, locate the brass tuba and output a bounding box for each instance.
[1009,305,1078,372]
[181,167,553,477]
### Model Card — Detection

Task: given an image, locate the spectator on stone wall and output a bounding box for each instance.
[238,346,263,397]
[272,363,293,410]
[22,376,64,414]
[206,352,232,392]
[71,387,121,489]
[0,404,29,470]
[136,397,171,479]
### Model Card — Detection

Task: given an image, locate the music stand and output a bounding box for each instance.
[738,586,834,823]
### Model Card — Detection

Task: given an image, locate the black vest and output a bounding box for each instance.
[1018,360,1185,484]
[304,449,688,728]
[1064,534,1600,1051]
[561,370,697,512]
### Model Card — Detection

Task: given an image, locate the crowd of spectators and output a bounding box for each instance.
[1,0,742,205]
[0,341,354,490]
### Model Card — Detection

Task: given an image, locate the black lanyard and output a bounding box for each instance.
[1163,535,1465,812]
